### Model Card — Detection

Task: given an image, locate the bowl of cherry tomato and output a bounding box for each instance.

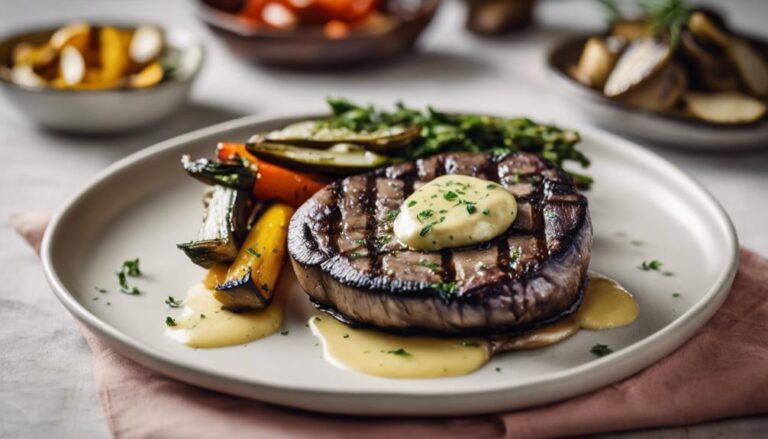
[196,0,440,68]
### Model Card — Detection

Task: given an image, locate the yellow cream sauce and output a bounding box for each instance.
[165,265,285,348]
[311,273,639,378]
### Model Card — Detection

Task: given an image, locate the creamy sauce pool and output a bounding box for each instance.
[312,273,639,378]
[165,265,285,348]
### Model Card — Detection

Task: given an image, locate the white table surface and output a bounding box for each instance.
[1,0,766,437]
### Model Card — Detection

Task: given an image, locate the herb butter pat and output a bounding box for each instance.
[393,175,517,251]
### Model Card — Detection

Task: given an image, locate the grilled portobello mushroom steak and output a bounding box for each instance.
[288,152,592,336]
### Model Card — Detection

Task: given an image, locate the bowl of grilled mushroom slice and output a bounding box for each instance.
[548,1,768,149]
[0,22,204,133]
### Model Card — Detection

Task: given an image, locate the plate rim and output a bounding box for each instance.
[40,112,740,411]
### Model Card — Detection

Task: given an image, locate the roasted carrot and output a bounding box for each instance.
[217,142,328,207]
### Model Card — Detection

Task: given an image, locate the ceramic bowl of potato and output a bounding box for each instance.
[0,22,204,133]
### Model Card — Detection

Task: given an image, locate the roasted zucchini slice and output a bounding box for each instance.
[246,141,393,175]
[214,203,294,311]
[256,120,421,154]
[177,186,252,268]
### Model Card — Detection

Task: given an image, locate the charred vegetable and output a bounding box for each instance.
[256,121,421,154]
[218,142,328,207]
[181,155,255,190]
[177,186,252,268]
[621,61,687,112]
[214,203,294,311]
[688,12,768,97]
[246,141,393,176]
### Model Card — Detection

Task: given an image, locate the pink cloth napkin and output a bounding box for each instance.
[12,212,768,439]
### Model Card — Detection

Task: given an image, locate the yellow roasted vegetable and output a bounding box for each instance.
[214,203,294,311]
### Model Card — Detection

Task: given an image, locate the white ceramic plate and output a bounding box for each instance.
[547,36,768,150]
[41,114,738,416]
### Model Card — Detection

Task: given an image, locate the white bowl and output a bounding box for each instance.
[0,24,204,133]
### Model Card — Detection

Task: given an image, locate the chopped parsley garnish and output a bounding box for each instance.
[417,209,434,221]
[348,251,366,259]
[465,202,477,214]
[94,287,107,293]
[639,259,663,271]
[343,334,350,338]
[280,330,290,336]
[443,191,458,201]
[246,248,261,257]
[165,317,177,327]
[430,282,458,299]
[419,224,433,237]
[439,209,448,214]
[486,184,498,190]
[639,260,672,275]
[383,210,399,223]
[117,271,128,290]
[419,259,443,273]
[117,258,142,295]
[200,314,206,319]
[482,208,490,216]
[165,296,182,308]
[122,258,141,276]
[672,293,681,298]
[387,348,411,356]
[590,344,613,357]
[407,200,417,207]
[495,367,502,372]
[376,235,392,247]
[510,247,522,265]
[461,341,480,347]
[353,239,367,246]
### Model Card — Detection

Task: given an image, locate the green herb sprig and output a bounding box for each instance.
[323,98,591,188]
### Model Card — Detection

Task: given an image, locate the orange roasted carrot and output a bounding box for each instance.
[216,142,328,207]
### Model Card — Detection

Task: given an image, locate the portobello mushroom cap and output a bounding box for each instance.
[288,152,592,336]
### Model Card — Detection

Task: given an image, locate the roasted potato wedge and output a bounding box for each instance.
[572,37,620,89]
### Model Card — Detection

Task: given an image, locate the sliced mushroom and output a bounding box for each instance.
[688,12,768,97]
[685,92,767,124]
[621,62,687,112]
[680,31,741,92]
[728,39,768,97]
[604,37,672,98]
[572,37,620,89]
[688,12,731,48]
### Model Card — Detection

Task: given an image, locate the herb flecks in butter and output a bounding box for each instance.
[394,175,517,251]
